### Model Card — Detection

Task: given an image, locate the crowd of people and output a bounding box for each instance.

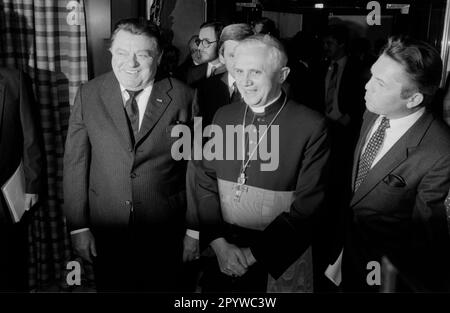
[2,16,450,293]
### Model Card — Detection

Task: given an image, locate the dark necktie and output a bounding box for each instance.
[354,117,390,191]
[230,82,241,103]
[125,89,143,139]
[325,62,338,114]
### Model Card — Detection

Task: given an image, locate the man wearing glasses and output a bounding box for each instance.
[183,21,226,87]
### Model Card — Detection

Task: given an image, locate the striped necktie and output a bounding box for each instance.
[125,89,143,140]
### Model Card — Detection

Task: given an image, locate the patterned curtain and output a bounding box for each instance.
[0,0,88,291]
[147,0,162,26]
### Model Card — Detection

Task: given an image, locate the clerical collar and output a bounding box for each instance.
[248,92,282,114]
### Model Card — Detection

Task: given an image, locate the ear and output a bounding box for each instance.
[279,66,290,84]
[219,51,225,65]
[406,92,424,109]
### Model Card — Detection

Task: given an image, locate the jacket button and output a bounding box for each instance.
[128,147,133,152]
[130,172,137,178]
[125,200,131,205]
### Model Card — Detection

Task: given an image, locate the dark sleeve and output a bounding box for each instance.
[412,154,450,288]
[63,85,91,231]
[250,118,331,279]
[185,88,200,230]
[195,114,226,246]
[19,71,43,194]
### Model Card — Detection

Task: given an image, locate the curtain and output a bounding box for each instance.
[147,0,162,26]
[0,0,88,291]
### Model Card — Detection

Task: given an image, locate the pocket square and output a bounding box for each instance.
[383,174,406,187]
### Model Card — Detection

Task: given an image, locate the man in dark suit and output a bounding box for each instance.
[175,22,225,87]
[63,19,196,292]
[0,68,43,291]
[338,36,450,292]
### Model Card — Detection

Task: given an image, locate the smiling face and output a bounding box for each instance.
[233,44,288,108]
[110,29,161,90]
[364,54,421,119]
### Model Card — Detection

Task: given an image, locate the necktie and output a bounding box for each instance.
[230,82,241,103]
[354,117,390,191]
[445,191,450,212]
[325,62,338,114]
[125,89,143,140]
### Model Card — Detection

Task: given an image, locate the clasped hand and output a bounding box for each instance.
[210,238,256,278]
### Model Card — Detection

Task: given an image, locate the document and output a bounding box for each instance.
[325,249,343,286]
[1,162,26,223]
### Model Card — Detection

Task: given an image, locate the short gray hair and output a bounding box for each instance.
[235,34,288,71]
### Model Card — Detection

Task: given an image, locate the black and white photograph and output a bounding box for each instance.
[1,0,450,310]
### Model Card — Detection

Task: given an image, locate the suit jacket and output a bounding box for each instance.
[318,57,367,132]
[63,73,195,241]
[0,68,42,223]
[343,110,450,291]
[197,72,232,126]
[174,61,226,88]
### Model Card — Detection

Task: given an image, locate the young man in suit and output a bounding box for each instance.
[178,22,225,87]
[339,36,450,292]
[63,18,196,291]
[0,68,43,291]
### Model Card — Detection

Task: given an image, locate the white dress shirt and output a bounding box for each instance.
[361,108,425,168]
[120,82,153,130]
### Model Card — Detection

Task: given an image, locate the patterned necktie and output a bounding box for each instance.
[125,89,143,139]
[354,117,390,191]
[230,82,241,103]
[325,62,338,114]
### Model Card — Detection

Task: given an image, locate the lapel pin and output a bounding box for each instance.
[156,98,163,103]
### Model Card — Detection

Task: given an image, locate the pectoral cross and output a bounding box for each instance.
[234,172,248,202]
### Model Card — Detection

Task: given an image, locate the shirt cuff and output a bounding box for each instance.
[70,228,90,235]
[186,229,199,240]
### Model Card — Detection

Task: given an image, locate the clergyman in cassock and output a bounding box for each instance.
[195,34,331,292]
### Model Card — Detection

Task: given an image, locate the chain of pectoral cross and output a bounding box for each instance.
[234,99,287,202]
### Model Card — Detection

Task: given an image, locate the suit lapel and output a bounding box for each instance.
[100,73,133,149]
[350,111,434,207]
[135,78,172,146]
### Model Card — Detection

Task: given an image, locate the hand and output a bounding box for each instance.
[210,238,248,277]
[24,193,39,211]
[183,234,200,262]
[242,248,257,267]
[71,230,97,264]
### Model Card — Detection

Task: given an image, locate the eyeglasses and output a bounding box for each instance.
[195,38,218,48]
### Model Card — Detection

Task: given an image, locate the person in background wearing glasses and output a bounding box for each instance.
[63,18,197,292]
[182,21,226,87]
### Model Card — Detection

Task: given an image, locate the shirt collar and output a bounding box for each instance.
[227,72,235,89]
[120,80,154,99]
[381,107,425,130]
